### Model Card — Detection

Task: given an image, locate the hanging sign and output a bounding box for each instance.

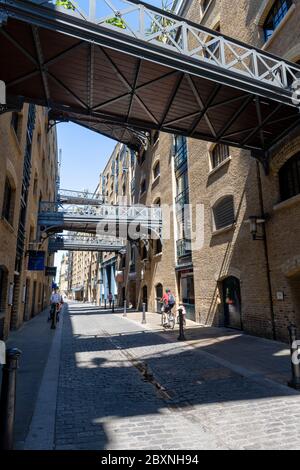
[45,266,57,277]
[28,251,45,271]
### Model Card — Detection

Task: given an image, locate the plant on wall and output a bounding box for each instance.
[148,0,175,43]
[55,0,75,10]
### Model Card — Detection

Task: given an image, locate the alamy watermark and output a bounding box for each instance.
[94,202,205,252]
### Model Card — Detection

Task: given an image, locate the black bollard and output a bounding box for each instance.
[0,348,22,450]
[104,299,107,310]
[123,301,127,317]
[112,300,115,313]
[288,324,300,390]
[178,308,186,341]
[142,303,146,324]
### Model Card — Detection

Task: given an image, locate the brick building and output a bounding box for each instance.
[65,0,300,343]
[0,105,58,340]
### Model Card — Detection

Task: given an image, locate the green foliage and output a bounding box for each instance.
[106,17,126,29]
[148,0,174,43]
[55,0,75,10]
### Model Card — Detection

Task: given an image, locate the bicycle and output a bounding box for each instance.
[50,303,60,330]
[161,306,175,330]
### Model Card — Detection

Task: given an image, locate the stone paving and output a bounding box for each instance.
[46,303,300,450]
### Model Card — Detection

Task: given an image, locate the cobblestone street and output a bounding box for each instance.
[19,303,300,451]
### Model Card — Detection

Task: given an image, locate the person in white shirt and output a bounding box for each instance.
[49,288,63,328]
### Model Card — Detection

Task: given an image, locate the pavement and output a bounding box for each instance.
[3,302,300,450]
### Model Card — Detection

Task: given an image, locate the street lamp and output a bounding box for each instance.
[245,216,266,240]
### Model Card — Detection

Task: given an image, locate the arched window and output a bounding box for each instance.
[140,178,146,195]
[213,196,235,230]
[263,0,292,42]
[279,152,300,201]
[153,161,160,180]
[153,198,161,207]
[2,177,15,226]
[155,283,163,313]
[211,144,230,169]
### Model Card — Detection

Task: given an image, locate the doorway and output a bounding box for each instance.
[222,276,242,330]
[155,283,163,313]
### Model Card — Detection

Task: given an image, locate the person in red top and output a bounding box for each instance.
[162,288,175,313]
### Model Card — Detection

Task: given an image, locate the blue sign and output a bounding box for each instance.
[28,251,45,271]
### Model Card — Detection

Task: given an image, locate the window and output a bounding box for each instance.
[2,178,14,225]
[201,0,211,15]
[211,144,230,169]
[140,179,146,195]
[279,152,300,201]
[153,161,160,180]
[154,238,163,255]
[263,0,292,42]
[213,196,235,230]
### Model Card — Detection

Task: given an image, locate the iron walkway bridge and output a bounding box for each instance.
[38,202,162,238]
[58,188,106,206]
[48,234,126,253]
[1,1,300,170]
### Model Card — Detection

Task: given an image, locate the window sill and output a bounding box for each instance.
[273,193,300,212]
[208,156,232,177]
[153,252,162,259]
[261,5,296,51]
[0,216,15,233]
[212,223,235,237]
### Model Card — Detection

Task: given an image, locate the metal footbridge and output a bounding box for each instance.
[39,201,162,239]
[58,188,106,205]
[48,233,126,253]
[1,0,300,169]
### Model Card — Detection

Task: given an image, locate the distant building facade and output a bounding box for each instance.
[64,0,300,342]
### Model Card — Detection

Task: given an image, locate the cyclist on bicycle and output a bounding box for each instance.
[50,287,63,329]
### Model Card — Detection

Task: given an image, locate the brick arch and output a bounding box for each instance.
[270,137,300,175]
[210,187,234,208]
[215,267,242,282]
[255,0,278,26]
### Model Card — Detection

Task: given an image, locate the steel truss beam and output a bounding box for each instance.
[48,234,126,253]
[1,0,300,162]
[38,201,162,240]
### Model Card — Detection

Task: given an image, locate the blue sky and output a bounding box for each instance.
[54,0,173,279]
[57,0,171,192]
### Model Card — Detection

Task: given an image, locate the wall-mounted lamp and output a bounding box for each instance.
[245,216,266,240]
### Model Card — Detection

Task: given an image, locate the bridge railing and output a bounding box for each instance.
[39,201,162,222]
[27,0,300,93]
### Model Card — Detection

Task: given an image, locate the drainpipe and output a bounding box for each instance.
[256,161,276,340]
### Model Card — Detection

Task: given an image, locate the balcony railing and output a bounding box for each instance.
[177,239,192,259]
[131,178,136,194]
[175,188,189,211]
[174,143,188,172]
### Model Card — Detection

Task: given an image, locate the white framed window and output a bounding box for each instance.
[209,144,231,171]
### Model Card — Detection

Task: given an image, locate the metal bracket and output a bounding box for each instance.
[251,149,270,175]
[0,96,24,115]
